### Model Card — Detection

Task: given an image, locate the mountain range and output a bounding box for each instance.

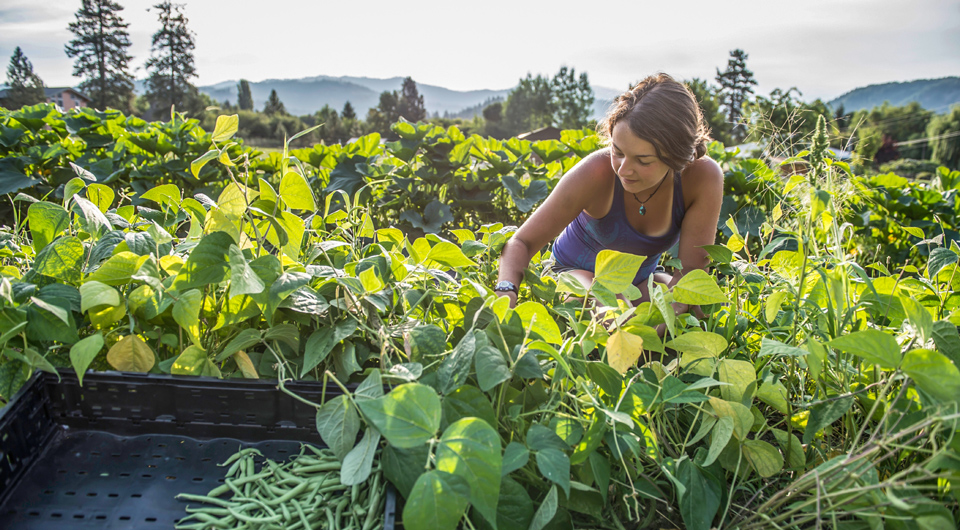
[827,76,960,114]
[121,75,960,119]
[181,76,623,119]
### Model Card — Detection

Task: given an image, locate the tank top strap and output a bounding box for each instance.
[672,170,686,220]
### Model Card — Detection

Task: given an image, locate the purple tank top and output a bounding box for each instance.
[552,171,686,284]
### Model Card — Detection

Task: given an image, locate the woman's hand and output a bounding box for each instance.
[654,302,705,338]
[496,290,518,309]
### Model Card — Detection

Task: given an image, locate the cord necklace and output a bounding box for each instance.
[631,169,671,215]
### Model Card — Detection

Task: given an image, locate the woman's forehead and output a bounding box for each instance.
[612,122,657,157]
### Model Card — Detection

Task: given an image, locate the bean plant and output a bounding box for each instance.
[0,110,957,529]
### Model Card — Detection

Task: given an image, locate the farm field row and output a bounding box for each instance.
[0,105,958,528]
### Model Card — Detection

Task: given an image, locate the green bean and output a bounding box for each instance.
[219,447,261,468]
[176,493,235,508]
[227,505,283,524]
[185,506,231,516]
[295,462,341,473]
[263,481,310,506]
[362,472,383,530]
[326,507,337,529]
[292,499,312,529]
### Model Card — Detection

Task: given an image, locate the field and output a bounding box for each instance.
[0,103,959,529]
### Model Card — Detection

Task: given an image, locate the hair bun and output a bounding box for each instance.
[694,137,708,160]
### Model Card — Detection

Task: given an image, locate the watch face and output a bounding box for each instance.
[495,281,516,292]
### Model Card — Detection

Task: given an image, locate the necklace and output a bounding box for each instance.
[631,170,671,215]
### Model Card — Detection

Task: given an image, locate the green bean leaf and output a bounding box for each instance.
[357,383,441,448]
[340,427,381,486]
[316,394,361,461]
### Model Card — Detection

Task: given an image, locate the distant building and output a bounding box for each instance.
[0,87,90,110]
[517,126,562,142]
[44,88,90,110]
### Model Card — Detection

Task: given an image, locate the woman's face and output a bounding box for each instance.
[610,121,671,193]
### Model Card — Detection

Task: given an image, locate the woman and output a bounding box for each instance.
[494,73,724,324]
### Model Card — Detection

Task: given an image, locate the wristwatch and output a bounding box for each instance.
[494,280,519,295]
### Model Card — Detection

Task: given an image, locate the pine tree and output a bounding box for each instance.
[65,0,135,112]
[144,1,198,117]
[263,89,286,115]
[715,49,757,143]
[237,79,253,110]
[396,77,426,122]
[366,90,400,137]
[341,101,356,120]
[4,47,46,109]
[551,66,594,129]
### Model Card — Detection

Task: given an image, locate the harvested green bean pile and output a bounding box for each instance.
[175,445,385,530]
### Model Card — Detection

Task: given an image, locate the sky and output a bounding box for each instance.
[1,0,958,102]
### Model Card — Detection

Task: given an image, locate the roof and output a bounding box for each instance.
[43,87,90,100]
[0,87,90,101]
[517,126,562,142]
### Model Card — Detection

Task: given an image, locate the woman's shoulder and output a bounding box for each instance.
[554,148,616,193]
[679,156,724,207]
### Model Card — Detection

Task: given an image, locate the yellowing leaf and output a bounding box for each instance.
[680,349,717,377]
[756,380,790,414]
[515,301,562,344]
[717,359,756,404]
[742,439,784,477]
[107,335,155,372]
[217,182,258,218]
[765,290,788,324]
[708,397,753,441]
[234,351,259,379]
[159,255,185,274]
[672,269,727,305]
[171,345,208,375]
[606,330,643,374]
[211,114,239,142]
[279,171,316,211]
[772,202,783,221]
[726,234,745,253]
[89,303,126,328]
[173,289,203,346]
[666,331,727,356]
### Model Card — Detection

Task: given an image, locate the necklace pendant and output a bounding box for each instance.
[638,205,646,215]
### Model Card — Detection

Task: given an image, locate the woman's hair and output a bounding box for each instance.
[597,73,712,171]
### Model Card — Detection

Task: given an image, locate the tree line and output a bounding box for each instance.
[3,5,957,169]
[4,0,205,118]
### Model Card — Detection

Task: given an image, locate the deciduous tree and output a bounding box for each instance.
[928,106,960,170]
[503,73,554,136]
[65,0,135,112]
[551,66,594,129]
[686,77,729,145]
[4,47,46,109]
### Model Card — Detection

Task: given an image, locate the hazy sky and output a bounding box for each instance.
[1,0,958,101]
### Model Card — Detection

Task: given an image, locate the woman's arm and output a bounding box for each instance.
[667,157,725,314]
[497,149,613,306]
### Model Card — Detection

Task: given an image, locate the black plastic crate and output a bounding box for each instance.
[0,370,396,529]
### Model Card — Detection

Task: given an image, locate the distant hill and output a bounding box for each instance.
[197,76,516,118]
[136,75,624,119]
[828,77,960,113]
